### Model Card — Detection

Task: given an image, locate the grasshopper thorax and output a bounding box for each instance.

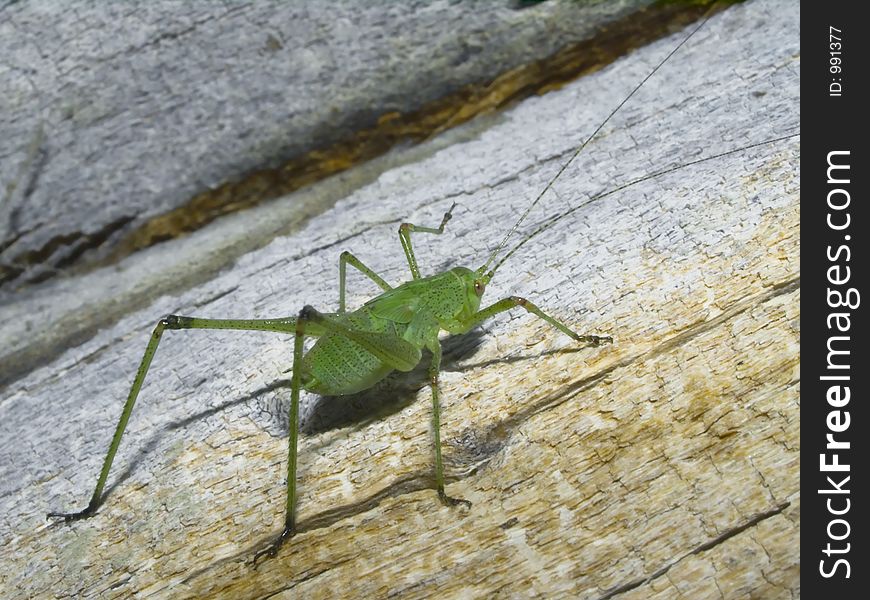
[423,266,487,335]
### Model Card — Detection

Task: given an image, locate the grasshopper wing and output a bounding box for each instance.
[365,284,423,323]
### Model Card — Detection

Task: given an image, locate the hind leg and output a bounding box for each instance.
[47,315,316,522]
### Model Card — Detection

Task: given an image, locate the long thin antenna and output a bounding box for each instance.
[481,8,716,275]
[489,132,800,274]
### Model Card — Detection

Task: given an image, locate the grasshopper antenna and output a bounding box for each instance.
[480,8,716,280]
[489,131,800,275]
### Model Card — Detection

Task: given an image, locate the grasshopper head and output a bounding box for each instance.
[470,266,492,298]
[458,265,490,318]
[437,267,488,333]
[475,265,493,289]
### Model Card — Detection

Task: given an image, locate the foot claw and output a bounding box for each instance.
[252,544,278,567]
[252,526,295,567]
[47,505,98,522]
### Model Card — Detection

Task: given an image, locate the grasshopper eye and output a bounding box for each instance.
[474,281,484,296]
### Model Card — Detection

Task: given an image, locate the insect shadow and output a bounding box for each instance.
[267,327,490,436]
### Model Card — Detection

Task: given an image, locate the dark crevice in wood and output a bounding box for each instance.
[0,215,135,287]
[3,1,732,291]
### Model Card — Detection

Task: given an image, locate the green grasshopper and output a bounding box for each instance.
[48,13,727,561]
[46,202,611,561]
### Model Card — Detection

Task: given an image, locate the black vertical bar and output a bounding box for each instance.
[803,1,867,596]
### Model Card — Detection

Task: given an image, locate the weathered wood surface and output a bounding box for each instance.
[0,1,799,598]
[0,0,647,285]
[0,0,664,388]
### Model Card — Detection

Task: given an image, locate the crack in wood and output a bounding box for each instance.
[0,214,135,286]
[3,1,728,292]
[594,501,792,600]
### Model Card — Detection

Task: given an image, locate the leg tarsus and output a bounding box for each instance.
[438,487,472,509]
[47,499,100,522]
[581,334,612,347]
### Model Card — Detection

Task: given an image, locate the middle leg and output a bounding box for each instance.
[398,202,456,279]
[338,250,392,312]
[427,338,471,507]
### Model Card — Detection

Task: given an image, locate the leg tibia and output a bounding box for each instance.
[254,306,309,564]
[426,339,471,509]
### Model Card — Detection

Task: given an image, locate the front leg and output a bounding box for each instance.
[465,296,612,346]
